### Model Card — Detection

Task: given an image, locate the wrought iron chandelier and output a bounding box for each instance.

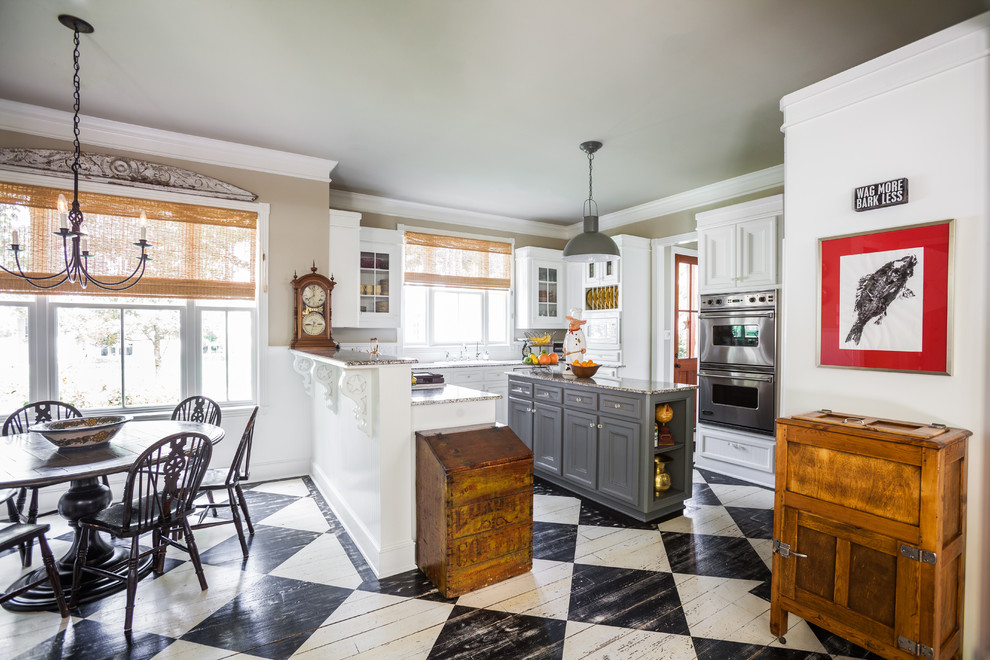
[562,140,620,263]
[2,14,151,290]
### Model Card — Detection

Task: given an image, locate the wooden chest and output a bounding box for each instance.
[416,424,534,598]
[770,411,969,660]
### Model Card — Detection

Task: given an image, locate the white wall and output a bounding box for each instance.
[779,14,989,657]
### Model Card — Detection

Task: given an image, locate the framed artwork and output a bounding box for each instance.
[818,220,953,374]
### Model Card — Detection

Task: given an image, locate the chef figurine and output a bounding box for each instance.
[563,307,587,366]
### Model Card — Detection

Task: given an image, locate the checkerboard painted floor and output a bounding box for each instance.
[1,470,885,659]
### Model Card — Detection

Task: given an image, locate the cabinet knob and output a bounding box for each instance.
[575,397,583,402]
[613,403,621,409]
[588,422,595,428]
[597,423,603,429]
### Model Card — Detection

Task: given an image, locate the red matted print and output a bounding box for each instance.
[818,220,953,374]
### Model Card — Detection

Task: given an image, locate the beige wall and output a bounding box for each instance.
[354,210,568,250]
[611,186,784,239]
[1,129,329,347]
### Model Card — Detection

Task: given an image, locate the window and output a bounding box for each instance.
[0,180,264,415]
[401,231,512,350]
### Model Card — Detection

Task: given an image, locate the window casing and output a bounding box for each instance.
[400,229,512,352]
[0,173,267,417]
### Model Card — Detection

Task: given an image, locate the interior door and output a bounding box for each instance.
[673,253,698,385]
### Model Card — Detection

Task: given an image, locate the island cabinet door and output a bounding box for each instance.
[562,409,598,490]
[597,417,641,506]
[508,397,533,450]
[533,403,562,475]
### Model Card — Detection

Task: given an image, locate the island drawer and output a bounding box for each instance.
[564,389,597,411]
[598,392,641,419]
[533,384,562,404]
[507,380,533,398]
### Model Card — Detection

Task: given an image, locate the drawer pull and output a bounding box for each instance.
[575,397,583,402]
[540,393,551,398]
[613,403,621,409]
[512,387,526,394]
[728,442,748,451]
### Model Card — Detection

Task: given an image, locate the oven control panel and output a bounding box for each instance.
[700,290,776,309]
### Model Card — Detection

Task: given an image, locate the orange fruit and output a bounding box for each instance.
[548,353,558,364]
[539,353,551,365]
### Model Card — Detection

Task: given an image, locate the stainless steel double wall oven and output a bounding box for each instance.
[697,290,777,434]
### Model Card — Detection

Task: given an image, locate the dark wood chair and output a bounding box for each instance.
[2,401,97,566]
[70,432,213,631]
[191,406,259,558]
[171,396,222,425]
[0,523,70,618]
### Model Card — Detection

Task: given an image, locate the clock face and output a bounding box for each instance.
[302,284,326,308]
[302,311,327,336]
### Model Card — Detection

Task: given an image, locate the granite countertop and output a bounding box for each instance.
[509,369,697,395]
[415,359,520,369]
[292,348,418,367]
[411,384,502,406]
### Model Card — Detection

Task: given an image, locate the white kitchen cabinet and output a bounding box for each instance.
[515,247,566,329]
[696,195,782,293]
[582,258,619,287]
[694,422,776,487]
[432,365,511,425]
[579,235,651,381]
[358,227,401,328]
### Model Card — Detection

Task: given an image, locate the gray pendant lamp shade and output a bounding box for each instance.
[562,141,620,263]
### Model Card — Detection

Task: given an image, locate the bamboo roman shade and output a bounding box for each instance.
[0,182,257,299]
[403,231,511,290]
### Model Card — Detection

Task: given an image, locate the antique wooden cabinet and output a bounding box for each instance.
[416,424,534,598]
[770,411,969,660]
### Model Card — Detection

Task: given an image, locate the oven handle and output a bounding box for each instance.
[699,311,775,319]
[699,370,774,383]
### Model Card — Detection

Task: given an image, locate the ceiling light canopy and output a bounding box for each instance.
[561,140,620,263]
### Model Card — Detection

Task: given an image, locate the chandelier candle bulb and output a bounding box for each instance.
[139,211,147,240]
[57,194,69,228]
[11,230,18,246]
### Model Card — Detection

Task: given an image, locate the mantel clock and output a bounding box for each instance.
[290,264,339,350]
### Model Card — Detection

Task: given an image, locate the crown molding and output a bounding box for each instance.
[563,164,785,236]
[695,193,783,229]
[330,190,566,239]
[780,12,990,130]
[0,99,336,182]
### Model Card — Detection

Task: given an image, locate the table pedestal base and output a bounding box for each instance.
[2,477,153,612]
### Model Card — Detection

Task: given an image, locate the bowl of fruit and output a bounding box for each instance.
[569,360,599,379]
[523,350,559,367]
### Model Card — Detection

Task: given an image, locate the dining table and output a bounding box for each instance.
[0,419,225,612]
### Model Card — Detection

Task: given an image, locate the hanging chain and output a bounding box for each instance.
[587,151,595,202]
[71,26,81,184]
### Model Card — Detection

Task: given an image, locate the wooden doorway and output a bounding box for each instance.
[673,253,698,385]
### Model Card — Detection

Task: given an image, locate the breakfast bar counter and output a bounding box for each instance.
[291,349,497,578]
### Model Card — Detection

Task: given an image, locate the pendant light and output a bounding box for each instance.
[1,15,151,290]
[561,141,620,263]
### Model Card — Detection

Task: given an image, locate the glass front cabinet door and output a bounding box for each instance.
[358,228,401,327]
[515,247,566,329]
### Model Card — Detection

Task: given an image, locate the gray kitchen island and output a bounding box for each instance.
[507,369,697,522]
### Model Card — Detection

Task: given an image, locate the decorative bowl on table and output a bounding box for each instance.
[29,415,132,449]
[569,363,600,379]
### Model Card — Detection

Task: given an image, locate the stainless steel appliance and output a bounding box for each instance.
[697,290,777,434]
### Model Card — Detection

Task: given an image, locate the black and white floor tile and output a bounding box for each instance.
[1,470,885,659]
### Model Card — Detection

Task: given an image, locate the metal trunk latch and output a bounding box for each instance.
[899,544,937,564]
[898,636,935,658]
[772,539,808,559]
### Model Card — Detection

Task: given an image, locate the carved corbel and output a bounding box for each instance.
[292,355,315,395]
[339,372,372,436]
[312,363,340,413]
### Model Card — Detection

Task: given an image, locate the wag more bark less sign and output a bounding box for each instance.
[854,177,908,211]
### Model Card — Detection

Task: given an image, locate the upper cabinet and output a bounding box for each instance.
[582,258,619,288]
[327,211,402,329]
[358,227,401,328]
[515,247,567,329]
[696,194,783,293]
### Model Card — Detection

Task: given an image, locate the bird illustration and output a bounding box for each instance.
[844,254,917,345]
